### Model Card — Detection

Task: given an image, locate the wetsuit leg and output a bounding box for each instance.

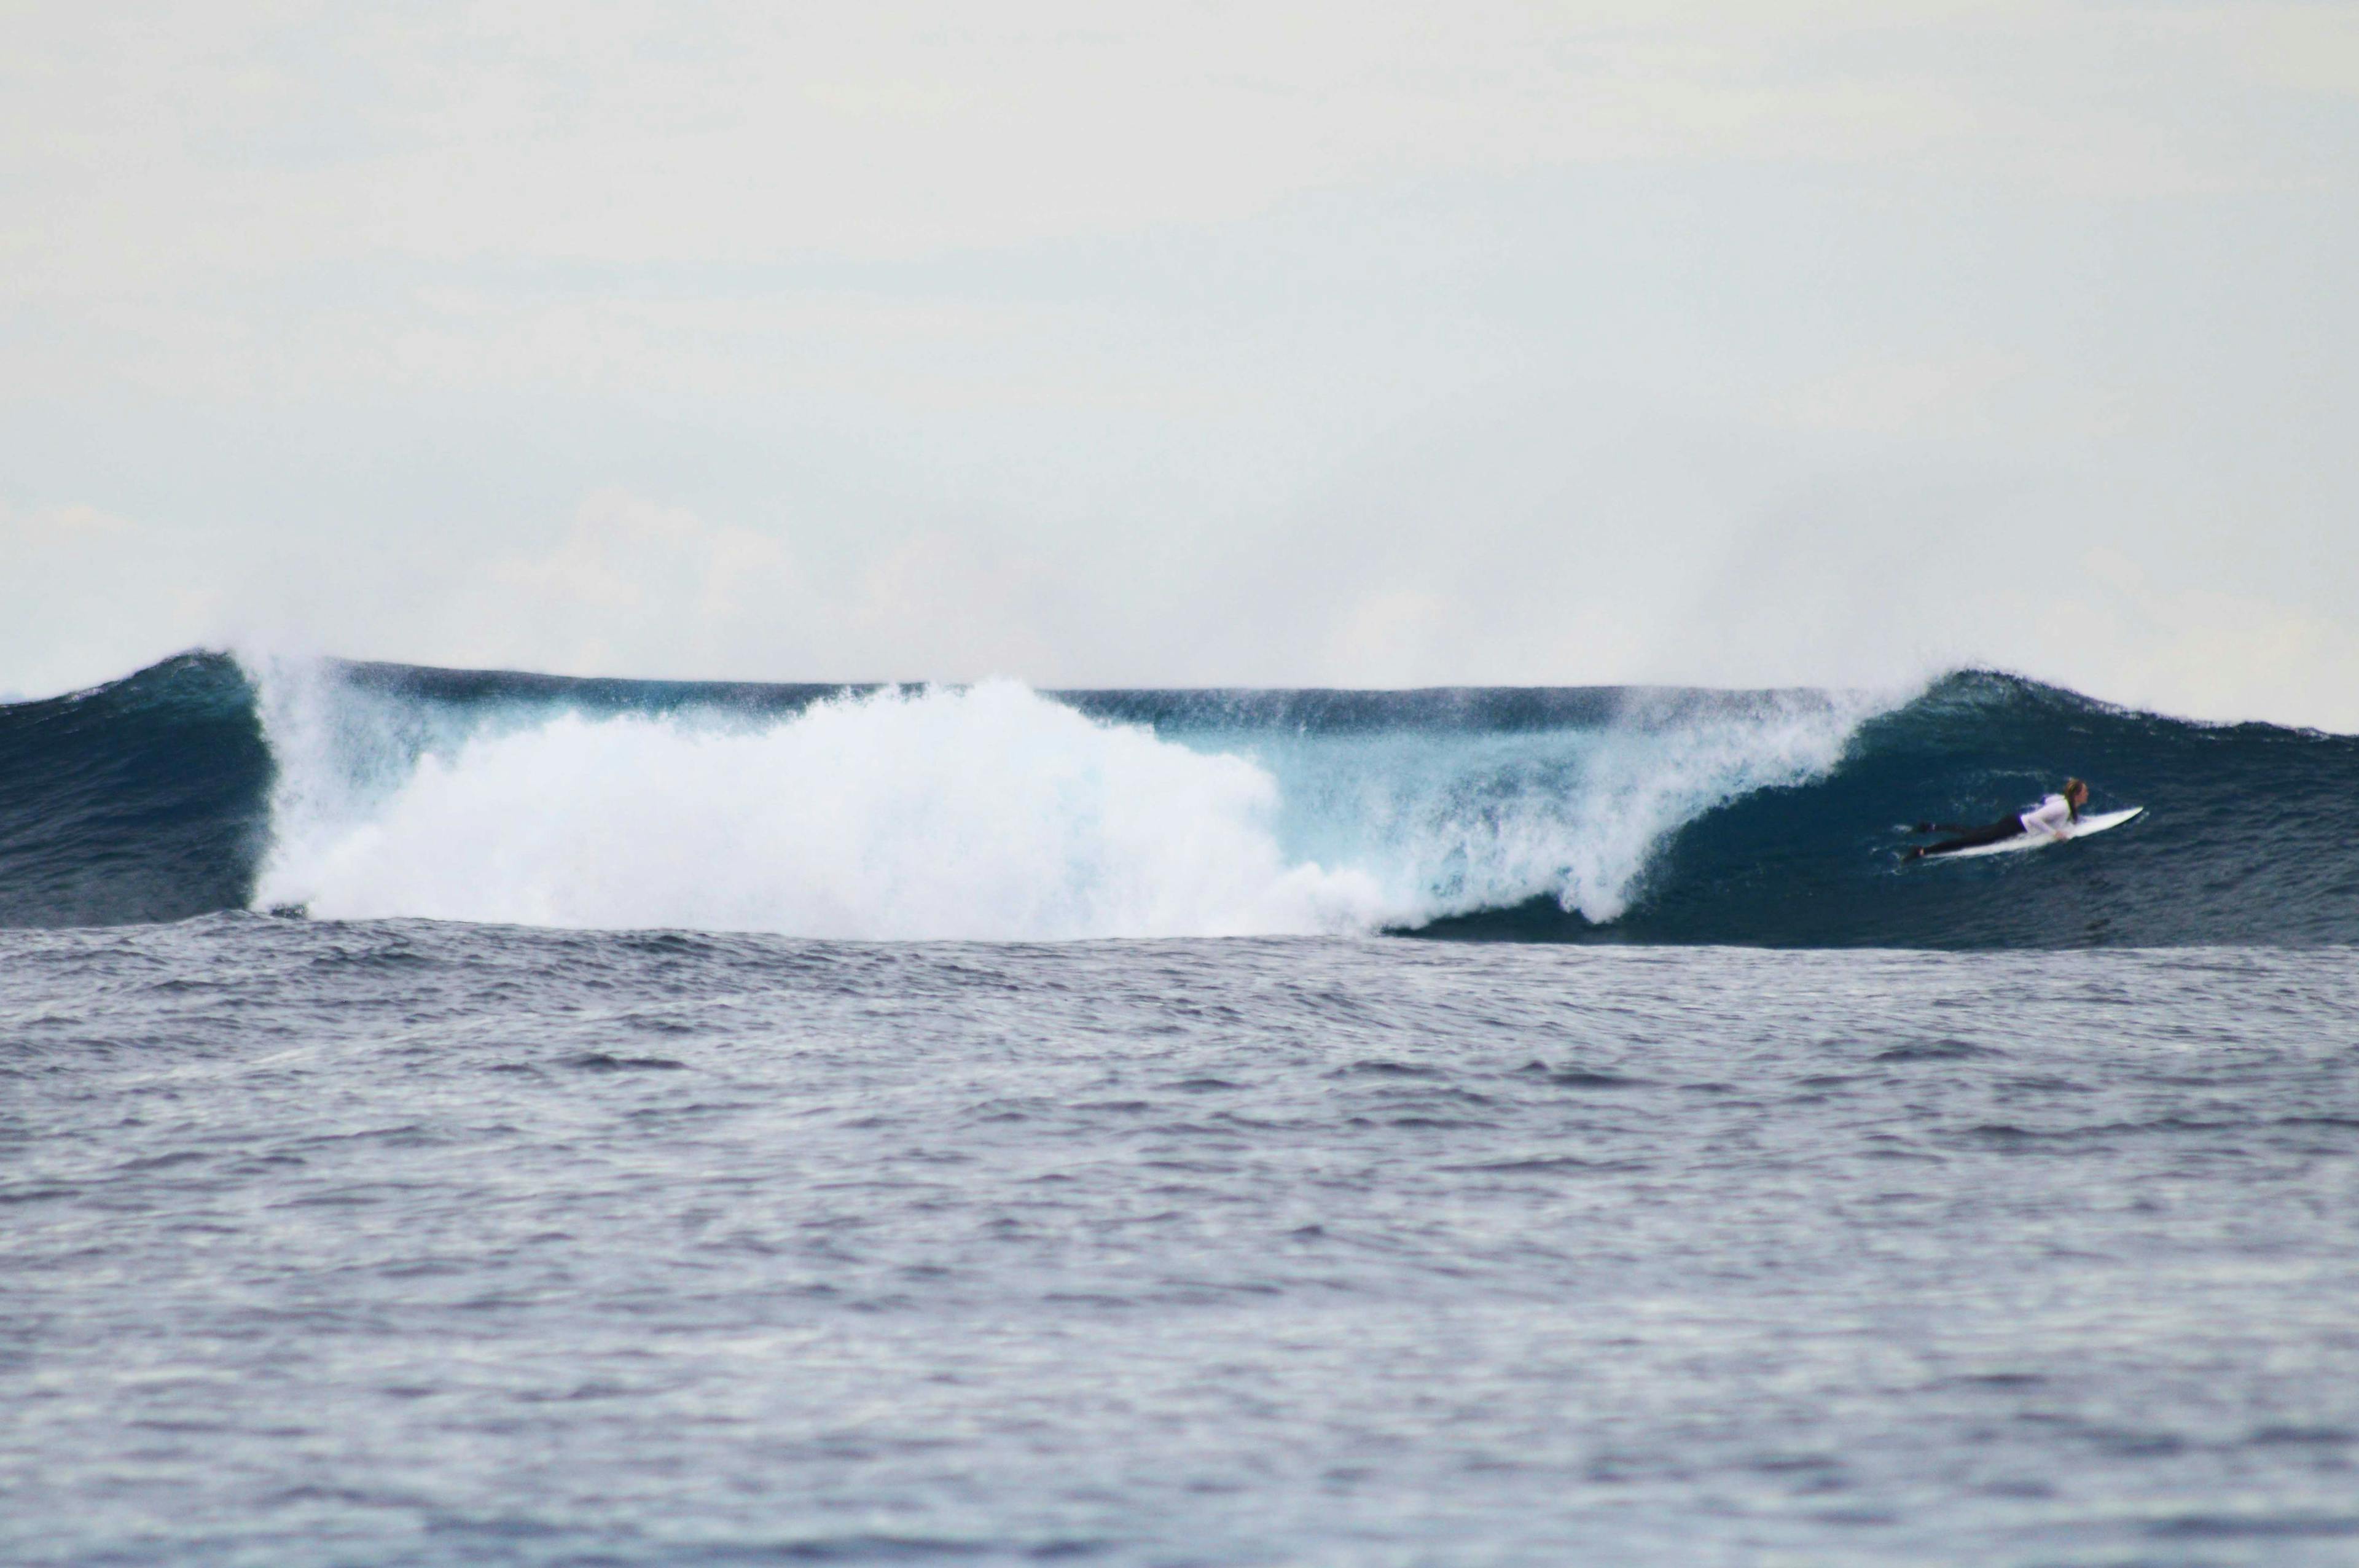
[1922,814,2025,857]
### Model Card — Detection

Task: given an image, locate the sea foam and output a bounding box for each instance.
[246,657,1886,939]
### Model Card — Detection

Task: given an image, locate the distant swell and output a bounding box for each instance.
[4,652,2358,945]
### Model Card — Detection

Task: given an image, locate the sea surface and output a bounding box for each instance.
[4,657,2357,1564]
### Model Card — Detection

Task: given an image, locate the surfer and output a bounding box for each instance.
[1905,778,2088,860]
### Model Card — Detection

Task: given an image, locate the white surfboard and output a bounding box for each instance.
[1928,806,2145,860]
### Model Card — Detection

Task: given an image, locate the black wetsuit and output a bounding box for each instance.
[1919,815,2027,856]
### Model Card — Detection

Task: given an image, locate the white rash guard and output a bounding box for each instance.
[2019,794,2075,838]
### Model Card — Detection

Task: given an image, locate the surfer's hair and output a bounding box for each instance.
[2064,777,2086,820]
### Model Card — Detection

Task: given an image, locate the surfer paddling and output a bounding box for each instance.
[1905,778,2088,860]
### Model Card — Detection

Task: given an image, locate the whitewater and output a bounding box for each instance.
[244,654,1888,941]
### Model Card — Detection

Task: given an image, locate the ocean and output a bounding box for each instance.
[4,655,2356,1565]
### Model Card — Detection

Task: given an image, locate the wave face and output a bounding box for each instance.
[4,653,2356,945]
[0,653,273,928]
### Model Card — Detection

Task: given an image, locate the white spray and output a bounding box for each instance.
[245,657,1898,939]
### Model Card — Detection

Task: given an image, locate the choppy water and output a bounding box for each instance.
[7,916,2355,1565]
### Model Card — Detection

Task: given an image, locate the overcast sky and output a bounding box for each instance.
[6,1,2356,727]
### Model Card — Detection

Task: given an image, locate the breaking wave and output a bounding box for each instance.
[4,652,2355,945]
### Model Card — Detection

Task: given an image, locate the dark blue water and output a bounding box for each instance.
[5,918,2357,1565]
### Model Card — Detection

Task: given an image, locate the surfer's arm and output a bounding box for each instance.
[2019,795,2073,839]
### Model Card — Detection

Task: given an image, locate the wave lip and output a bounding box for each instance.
[1228,686,1888,927]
